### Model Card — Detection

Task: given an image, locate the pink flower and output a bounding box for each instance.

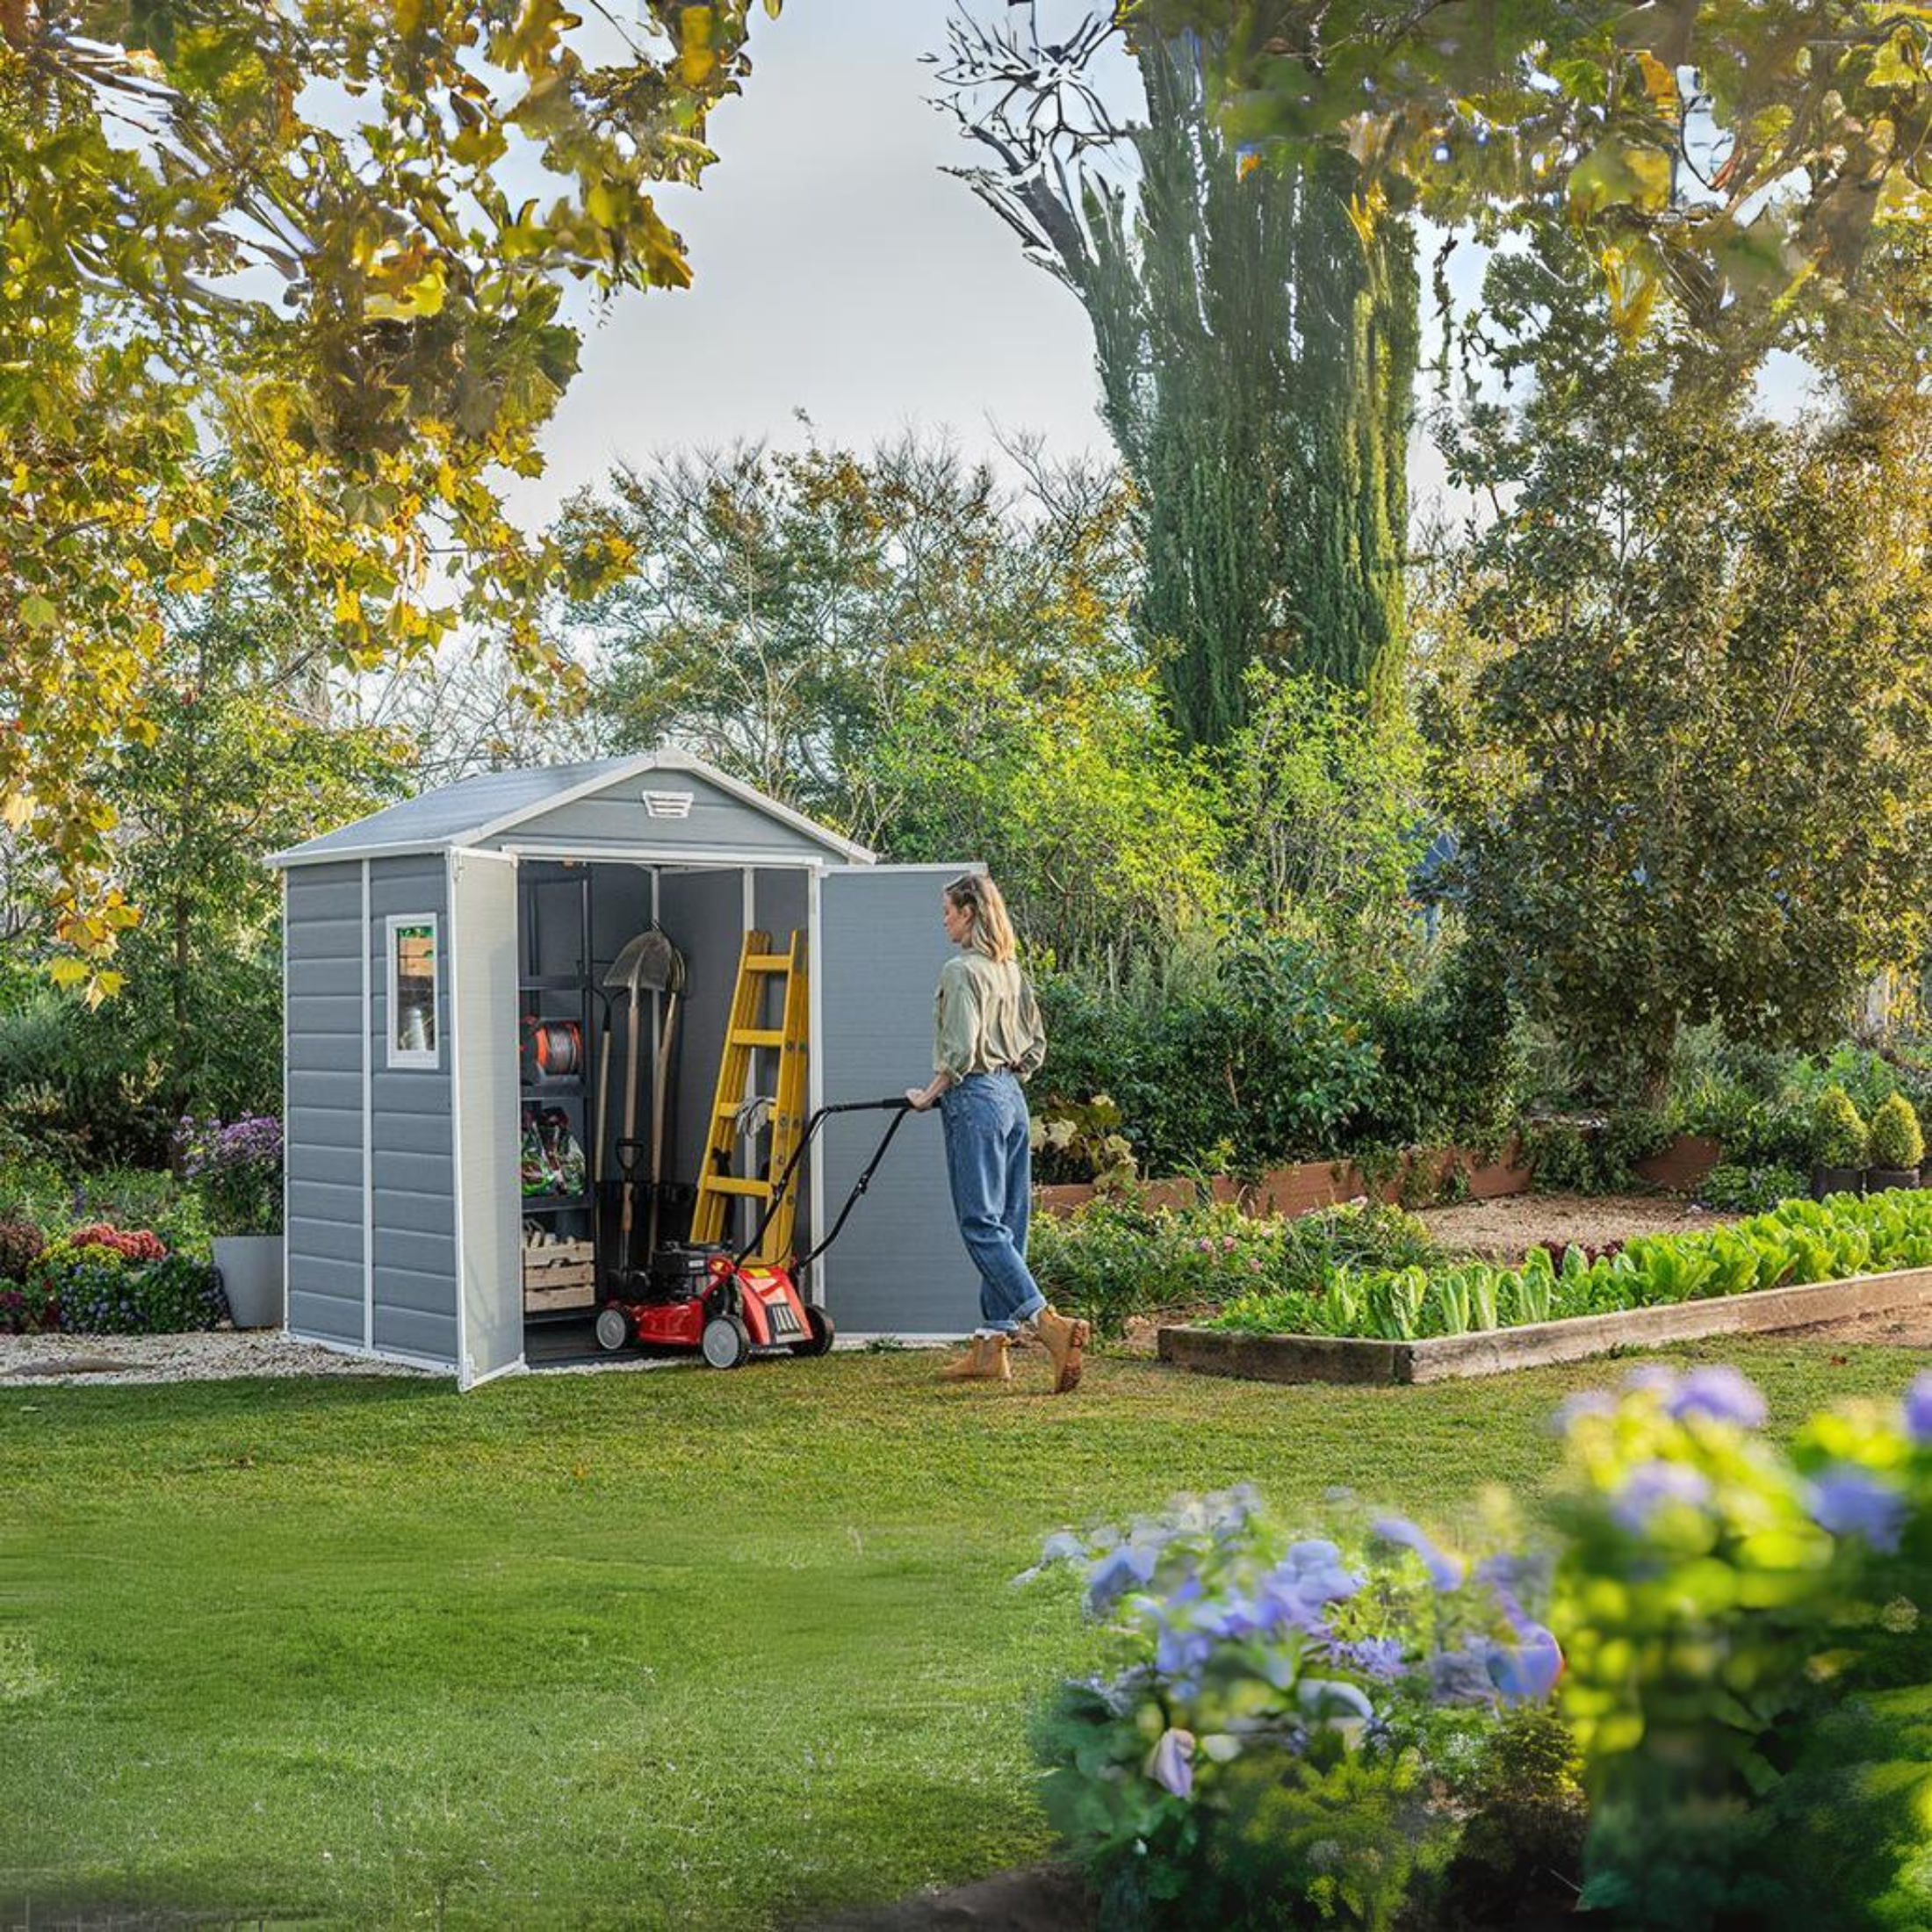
[1196,1236,1214,1253]
[1222,1235,1238,1252]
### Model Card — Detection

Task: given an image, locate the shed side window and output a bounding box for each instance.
[387,914,439,1069]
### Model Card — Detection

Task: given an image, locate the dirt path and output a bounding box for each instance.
[1418,1190,1736,1261]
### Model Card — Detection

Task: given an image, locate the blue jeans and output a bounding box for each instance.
[940,1071,1047,1333]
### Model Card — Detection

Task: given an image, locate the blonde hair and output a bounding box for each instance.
[946,872,1018,962]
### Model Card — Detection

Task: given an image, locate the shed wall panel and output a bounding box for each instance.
[372,1304,458,1360]
[285,863,368,1347]
[366,854,458,1364]
[817,867,982,1336]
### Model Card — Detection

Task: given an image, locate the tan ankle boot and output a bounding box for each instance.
[1030,1306,1090,1394]
[939,1334,1012,1383]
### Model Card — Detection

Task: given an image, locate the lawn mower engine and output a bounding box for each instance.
[593,1242,832,1369]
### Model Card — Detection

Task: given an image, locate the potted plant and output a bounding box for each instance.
[1809,1085,1869,1200]
[1865,1092,1924,1194]
[179,1114,285,1327]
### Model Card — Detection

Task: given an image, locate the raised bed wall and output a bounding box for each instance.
[1157,1265,1932,1387]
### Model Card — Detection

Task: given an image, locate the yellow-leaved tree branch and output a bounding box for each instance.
[0,0,778,995]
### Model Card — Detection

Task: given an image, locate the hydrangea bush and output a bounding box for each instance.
[177,1114,284,1237]
[1020,1486,1562,1927]
[1024,1365,1932,1928]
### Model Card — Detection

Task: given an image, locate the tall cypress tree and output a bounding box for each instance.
[935,12,1418,745]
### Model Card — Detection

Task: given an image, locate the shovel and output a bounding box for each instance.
[603,927,687,1255]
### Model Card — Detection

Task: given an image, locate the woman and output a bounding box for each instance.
[905,873,1090,1394]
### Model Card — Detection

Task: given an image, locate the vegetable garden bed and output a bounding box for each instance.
[1158,1265,1932,1385]
[1159,1189,1932,1384]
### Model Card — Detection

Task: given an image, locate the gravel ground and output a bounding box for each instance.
[1419,1189,1737,1261]
[0,1330,440,1386]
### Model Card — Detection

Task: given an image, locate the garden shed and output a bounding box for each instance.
[267,752,977,1386]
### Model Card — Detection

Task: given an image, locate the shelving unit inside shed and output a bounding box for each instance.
[518,865,601,1318]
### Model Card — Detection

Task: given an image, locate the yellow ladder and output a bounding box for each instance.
[688,927,810,1264]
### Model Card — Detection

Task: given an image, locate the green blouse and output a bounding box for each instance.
[934,952,1048,1082]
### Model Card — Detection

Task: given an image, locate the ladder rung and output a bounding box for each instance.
[731,1027,786,1047]
[704,1176,772,1197]
[746,954,793,972]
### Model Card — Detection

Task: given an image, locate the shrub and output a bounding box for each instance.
[177,1114,284,1236]
[1020,1487,1561,1929]
[0,1216,45,1283]
[1867,1092,1924,1172]
[1699,1163,1809,1215]
[1813,1085,1871,1168]
[0,1279,59,1334]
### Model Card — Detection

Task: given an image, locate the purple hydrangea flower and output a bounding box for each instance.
[1372,1515,1464,1591]
[1809,1467,1909,1554]
[1668,1366,1767,1429]
[1323,1636,1406,1682]
[1611,1462,1713,1532]
[1429,1647,1497,1705]
[1905,1373,1932,1449]
[1485,1624,1563,1704]
[1147,1727,1194,1799]
[1624,1366,1679,1399]
[1085,1540,1161,1614]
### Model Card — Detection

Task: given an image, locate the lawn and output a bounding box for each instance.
[3,1337,1923,1930]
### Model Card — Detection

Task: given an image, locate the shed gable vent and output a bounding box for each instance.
[641,789,695,820]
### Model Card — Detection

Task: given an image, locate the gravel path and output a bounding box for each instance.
[0,1330,439,1386]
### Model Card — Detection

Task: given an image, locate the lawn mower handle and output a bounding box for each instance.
[732,1097,917,1269]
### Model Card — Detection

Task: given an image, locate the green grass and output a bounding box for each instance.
[2,1337,1921,1930]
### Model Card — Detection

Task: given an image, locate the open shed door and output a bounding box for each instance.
[816,865,982,1337]
[449,848,522,1388]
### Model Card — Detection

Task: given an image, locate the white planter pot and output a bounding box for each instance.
[213,1234,285,1329]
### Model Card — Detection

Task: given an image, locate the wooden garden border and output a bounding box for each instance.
[1156,1265,1932,1387]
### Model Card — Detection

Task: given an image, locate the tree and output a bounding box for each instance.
[1,0,776,984]
[1426,237,1932,1098]
[934,6,1418,744]
[1146,0,1932,342]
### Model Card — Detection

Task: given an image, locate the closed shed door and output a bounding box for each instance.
[816,866,982,1337]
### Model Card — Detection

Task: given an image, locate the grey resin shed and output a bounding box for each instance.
[268,752,976,1386]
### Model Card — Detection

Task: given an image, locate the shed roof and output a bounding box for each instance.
[266,750,873,868]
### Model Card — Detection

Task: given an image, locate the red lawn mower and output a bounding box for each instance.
[593,1097,913,1368]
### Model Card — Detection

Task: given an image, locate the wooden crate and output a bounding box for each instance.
[523,1236,596,1311]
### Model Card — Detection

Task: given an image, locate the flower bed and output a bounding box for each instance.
[0,1218,226,1335]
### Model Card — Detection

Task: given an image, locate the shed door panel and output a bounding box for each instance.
[451,850,522,1387]
[817,866,982,1336]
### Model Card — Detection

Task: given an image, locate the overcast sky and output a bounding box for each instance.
[505,1,1114,527]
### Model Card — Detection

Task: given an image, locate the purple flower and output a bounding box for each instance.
[1486,1625,1563,1704]
[1612,1462,1712,1532]
[1323,1636,1406,1682]
[1809,1467,1909,1554]
[1085,1540,1162,1614]
[1906,1373,1932,1448]
[1297,1677,1375,1726]
[1668,1366,1767,1429]
[1147,1727,1194,1799]
[1372,1515,1464,1591]
[1624,1366,1679,1399]
[1429,1647,1497,1705]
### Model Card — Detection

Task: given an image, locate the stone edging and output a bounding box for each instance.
[1156,1265,1932,1386]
